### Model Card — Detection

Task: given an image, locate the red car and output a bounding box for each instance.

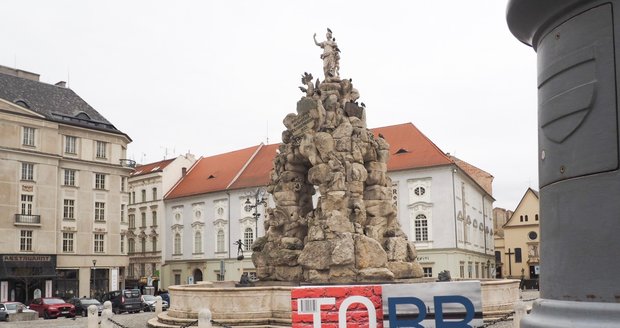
[28,297,76,319]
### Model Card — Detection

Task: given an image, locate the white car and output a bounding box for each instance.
[0,302,37,321]
[140,295,169,312]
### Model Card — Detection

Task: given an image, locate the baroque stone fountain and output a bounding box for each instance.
[148,29,518,328]
[251,28,423,282]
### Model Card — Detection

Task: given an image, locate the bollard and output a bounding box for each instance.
[101,301,114,328]
[155,295,163,314]
[87,304,98,328]
[198,308,212,328]
[513,300,527,328]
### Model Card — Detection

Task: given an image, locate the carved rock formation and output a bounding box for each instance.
[252,32,423,283]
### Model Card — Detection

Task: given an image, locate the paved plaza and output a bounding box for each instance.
[0,290,539,328]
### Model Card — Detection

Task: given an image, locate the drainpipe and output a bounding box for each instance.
[451,166,458,249]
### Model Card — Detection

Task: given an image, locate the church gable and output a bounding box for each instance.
[504,188,539,228]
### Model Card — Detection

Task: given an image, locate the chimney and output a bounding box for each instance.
[182,167,187,177]
[55,81,67,88]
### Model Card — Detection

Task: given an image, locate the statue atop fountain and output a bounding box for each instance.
[252,29,423,283]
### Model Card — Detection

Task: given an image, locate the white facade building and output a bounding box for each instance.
[126,155,196,290]
[161,123,494,286]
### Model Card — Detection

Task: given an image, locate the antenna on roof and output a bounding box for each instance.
[266,120,269,144]
[67,66,70,88]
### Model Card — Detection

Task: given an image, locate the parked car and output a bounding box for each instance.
[100,289,142,314]
[141,294,169,312]
[28,298,76,319]
[158,291,170,305]
[0,302,37,321]
[68,297,103,316]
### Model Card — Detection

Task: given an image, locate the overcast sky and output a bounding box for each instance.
[1,1,538,210]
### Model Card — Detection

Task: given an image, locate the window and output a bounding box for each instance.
[535,214,539,221]
[244,228,254,250]
[525,215,529,222]
[94,234,104,253]
[174,233,181,254]
[459,262,465,278]
[515,248,522,263]
[131,191,135,204]
[152,188,157,201]
[414,214,428,241]
[95,173,106,190]
[95,202,105,221]
[65,136,77,154]
[414,186,425,196]
[520,215,524,222]
[64,169,76,186]
[21,163,34,181]
[194,231,202,253]
[120,204,125,222]
[495,251,501,263]
[20,230,33,251]
[22,127,35,146]
[129,214,135,229]
[152,237,157,252]
[528,231,538,240]
[475,262,479,278]
[217,230,225,252]
[63,199,75,219]
[120,177,126,192]
[174,274,181,285]
[62,232,74,252]
[423,267,433,278]
[152,211,157,226]
[96,141,107,159]
[468,262,473,278]
[120,235,125,253]
[141,237,146,253]
[128,264,135,278]
[21,195,33,215]
[140,263,146,276]
[128,238,135,253]
[141,190,146,202]
[141,212,146,227]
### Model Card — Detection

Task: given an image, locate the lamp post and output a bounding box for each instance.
[244,189,267,249]
[91,259,97,299]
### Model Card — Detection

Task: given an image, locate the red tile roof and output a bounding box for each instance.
[130,158,176,177]
[165,145,260,200]
[228,143,280,190]
[165,122,493,200]
[371,122,453,171]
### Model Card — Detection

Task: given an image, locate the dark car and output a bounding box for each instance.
[28,297,76,319]
[68,297,103,316]
[101,289,142,314]
[159,291,170,305]
[140,294,169,312]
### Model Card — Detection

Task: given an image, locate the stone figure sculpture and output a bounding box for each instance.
[313,28,340,80]
[252,30,423,283]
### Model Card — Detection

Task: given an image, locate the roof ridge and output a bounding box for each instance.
[226,143,264,190]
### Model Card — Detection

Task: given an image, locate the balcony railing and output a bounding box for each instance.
[120,159,137,168]
[15,214,41,224]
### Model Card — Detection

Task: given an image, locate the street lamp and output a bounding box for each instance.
[91,259,97,299]
[244,189,267,249]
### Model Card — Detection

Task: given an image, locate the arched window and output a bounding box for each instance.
[174,233,181,254]
[414,214,428,241]
[194,231,202,253]
[244,227,254,251]
[217,230,225,252]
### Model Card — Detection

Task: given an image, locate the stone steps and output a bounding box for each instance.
[148,312,292,328]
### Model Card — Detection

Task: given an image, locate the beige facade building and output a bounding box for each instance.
[0,66,132,303]
[125,155,195,291]
[494,188,540,284]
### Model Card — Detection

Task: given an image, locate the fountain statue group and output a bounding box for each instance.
[251,29,423,283]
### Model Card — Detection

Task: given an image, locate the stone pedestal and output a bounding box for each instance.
[507,1,620,326]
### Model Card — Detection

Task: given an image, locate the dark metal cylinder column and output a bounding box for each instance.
[507,1,620,326]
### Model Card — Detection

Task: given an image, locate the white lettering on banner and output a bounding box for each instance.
[338,296,377,328]
[298,298,335,328]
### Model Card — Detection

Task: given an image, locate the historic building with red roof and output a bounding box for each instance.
[160,123,495,287]
[125,154,196,290]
